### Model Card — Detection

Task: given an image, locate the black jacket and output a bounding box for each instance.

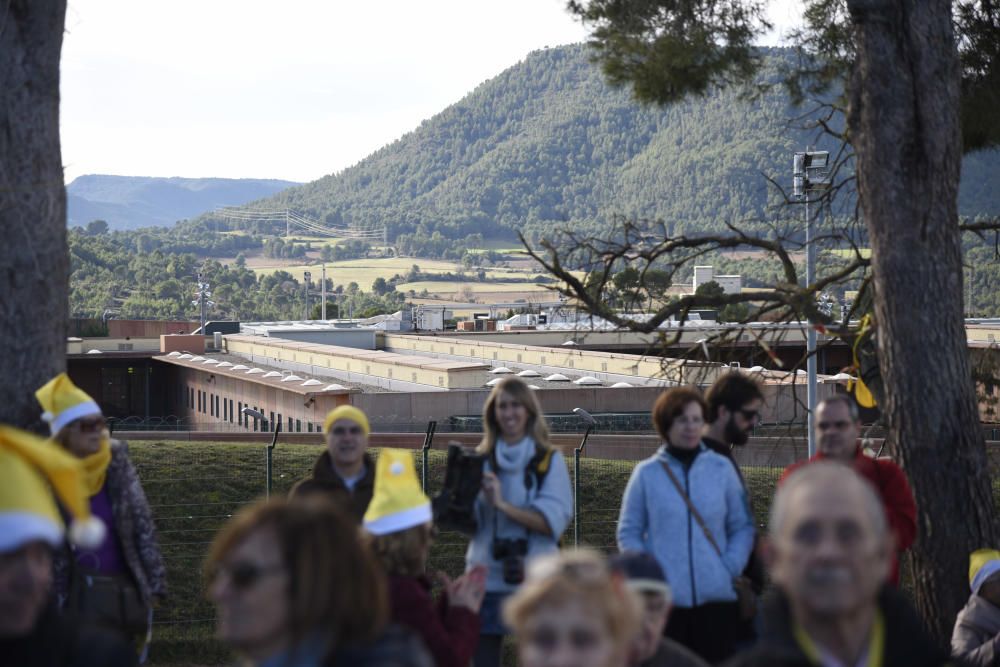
[0,604,136,667]
[724,587,957,667]
[289,451,376,522]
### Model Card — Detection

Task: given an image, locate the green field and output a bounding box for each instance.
[396,280,555,295]
[121,440,787,665]
[827,248,873,259]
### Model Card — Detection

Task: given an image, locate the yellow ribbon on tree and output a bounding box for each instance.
[848,314,878,408]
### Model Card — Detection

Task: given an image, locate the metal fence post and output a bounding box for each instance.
[421,420,437,492]
[574,423,594,547]
[266,422,281,498]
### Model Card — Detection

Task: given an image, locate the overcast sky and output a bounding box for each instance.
[61,0,802,184]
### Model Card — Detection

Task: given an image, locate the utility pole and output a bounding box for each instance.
[321,264,327,320]
[793,149,830,458]
[285,209,290,239]
[303,271,312,320]
[193,271,213,335]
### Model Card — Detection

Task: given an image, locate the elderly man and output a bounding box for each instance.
[290,405,375,521]
[780,395,916,585]
[611,552,708,667]
[726,462,951,667]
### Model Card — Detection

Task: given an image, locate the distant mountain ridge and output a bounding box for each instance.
[222,44,1000,244]
[68,175,299,230]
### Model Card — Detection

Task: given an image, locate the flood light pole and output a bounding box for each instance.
[793,149,830,457]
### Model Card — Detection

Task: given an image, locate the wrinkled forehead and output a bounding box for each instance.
[778,482,875,537]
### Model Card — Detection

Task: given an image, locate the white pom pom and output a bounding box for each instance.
[390,461,404,475]
[41,411,54,423]
[69,517,106,548]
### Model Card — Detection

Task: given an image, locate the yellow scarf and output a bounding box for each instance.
[80,439,112,497]
[793,610,885,667]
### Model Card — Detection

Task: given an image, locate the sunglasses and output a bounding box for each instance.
[73,417,106,433]
[211,560,284,591]
[331,425,363,436]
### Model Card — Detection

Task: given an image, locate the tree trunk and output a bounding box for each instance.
[0,1,69,431]
[847,0,997,640]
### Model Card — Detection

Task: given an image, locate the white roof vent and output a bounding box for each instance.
[280,375,304,382]
[167,351,181,357]
[485,378,502,386]
[301,379,323,387]
[86,349,103,354]
[611,382,634,388]
[491,367,513,374]
[262,371,283,378]
[574,376,602,386]
[216,362,234,368]
[324,384,348,391]
[190,356,206,362]
[544,374,570,382]
[748,365,765,372]
[231,364,249,371]
[177,354,193,360]
[246,368,265,375]
[202,359,219,365]
[561,340,578,346]
[517,370,541,377]
[528,385,542,390]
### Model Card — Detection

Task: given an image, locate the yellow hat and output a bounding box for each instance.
[323,405,370,436]
[0,425,105,552]
[35,373,102,435]
[363,449,431,536]
[970,549,1000,593]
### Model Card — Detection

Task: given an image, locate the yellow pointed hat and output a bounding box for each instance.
[35,373,102,435]
[363,449,432,536]
[0,425,105,552]
[970,549,1000,593]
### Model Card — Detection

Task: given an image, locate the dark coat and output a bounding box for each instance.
[386,574,480,667]
[54,439,167,605]
[328,623,434,667]
[724,587,956,667]
[289,451,376,522]
[952,594,1000,666]
[0,604,136,667]
[640,637,711,667]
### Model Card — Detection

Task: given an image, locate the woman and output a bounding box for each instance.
[503,549,639,667]
[466,377,574,667]
[363,449,487,667]
[617,387,754,664]
[207,497,433,666]
[36,373,166,646]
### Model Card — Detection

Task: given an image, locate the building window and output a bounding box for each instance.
[210,394,214,417]
[288,416,292,432]
[307,422,313,433]
[215,395,220,418]
[229,399,234,423]
[270,412,275,432]
[238,402,243,426]
[296,419,301,433]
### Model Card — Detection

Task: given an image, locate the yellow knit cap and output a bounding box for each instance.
[0,425,105,551]
[363,449,431,536]
[322,405,370,436]
[970,549,1000,593]
[35,373,102,435]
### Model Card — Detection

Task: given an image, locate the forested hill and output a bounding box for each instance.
[68,175,299,230]
[228,44,1000,245]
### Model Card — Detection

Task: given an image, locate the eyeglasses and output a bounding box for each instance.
[72,417,106,433]
[210,560,285,591]
[331,425,362,436]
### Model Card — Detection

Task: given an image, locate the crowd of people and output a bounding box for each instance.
[1,372,999,666]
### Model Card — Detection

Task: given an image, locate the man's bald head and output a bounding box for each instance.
[768,462,893,620]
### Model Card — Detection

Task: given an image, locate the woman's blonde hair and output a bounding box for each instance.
[364,523,433,577]
[477,377,551,454]
[503,549,640,650]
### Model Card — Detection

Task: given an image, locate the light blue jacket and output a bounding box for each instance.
[617,444,755,608]
[465,437,573,592]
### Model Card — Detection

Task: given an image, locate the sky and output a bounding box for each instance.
[61,0,802,185]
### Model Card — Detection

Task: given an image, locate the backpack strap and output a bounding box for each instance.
[525,443,554,492]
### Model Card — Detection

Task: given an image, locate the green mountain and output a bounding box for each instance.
[216,44,999,246]
[68,175,299,230]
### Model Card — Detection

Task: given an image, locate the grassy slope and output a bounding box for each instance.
[130,440,782,665]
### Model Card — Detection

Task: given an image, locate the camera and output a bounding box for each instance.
[492,538,528,585]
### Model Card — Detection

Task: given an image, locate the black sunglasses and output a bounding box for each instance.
[212,561,284,591]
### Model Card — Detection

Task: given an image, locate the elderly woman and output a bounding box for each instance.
[467,377,574,667]
[503,549,640,667]
[363,449,487,667]
[617,387,754,664]
[207,497,432,666]
[36,373,166,645]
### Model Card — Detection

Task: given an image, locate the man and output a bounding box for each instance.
[951,549,1000,665]
[611,552,708,667]
[779,395,917,585]
[290,405,376,521]
[726,462,953,667]
[703,372,765,459]
[0,425,135,667]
